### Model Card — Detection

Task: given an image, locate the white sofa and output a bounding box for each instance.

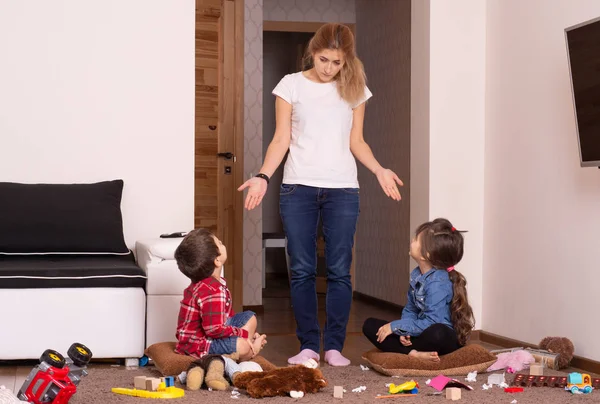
[0,286,146,360]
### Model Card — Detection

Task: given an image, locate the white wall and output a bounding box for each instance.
[0,0,195,248]
[428,0,486,328]
[484,0,600,361]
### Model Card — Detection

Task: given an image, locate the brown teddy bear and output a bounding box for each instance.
[539,336,575,369]
[232,365,327,399]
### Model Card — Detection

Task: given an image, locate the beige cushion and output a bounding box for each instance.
[362,344,497,377]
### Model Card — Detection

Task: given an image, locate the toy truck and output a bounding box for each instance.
[17,343,92,404]
[566,372,593,394]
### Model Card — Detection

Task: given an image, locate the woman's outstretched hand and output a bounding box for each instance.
[238,177,268,210]
[375,168,403,201]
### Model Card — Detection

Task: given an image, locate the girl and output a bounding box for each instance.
[362,218,475,361]
[238,23,403,366]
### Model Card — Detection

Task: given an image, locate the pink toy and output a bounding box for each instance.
[487,350,535,373]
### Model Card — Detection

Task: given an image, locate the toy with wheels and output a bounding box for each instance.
[566,372,593,394]
[17,343,92,404]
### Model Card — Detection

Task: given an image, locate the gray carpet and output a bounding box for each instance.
[69,364,600,403]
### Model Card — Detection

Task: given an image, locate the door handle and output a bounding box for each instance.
[217,152,234,160]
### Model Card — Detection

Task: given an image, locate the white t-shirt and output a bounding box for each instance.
[272,71,372,188]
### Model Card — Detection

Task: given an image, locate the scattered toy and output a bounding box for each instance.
[488,350,535,373]
[388,380,418,395]
[565,372,593,394]
[352,386,366,393]
[504,387,523,393]
[360,364,369,371]
[334,386,344,399]
[445,387,461,401]
[529,363,543,376]
[538,337,575,369]
[17,342,92,404]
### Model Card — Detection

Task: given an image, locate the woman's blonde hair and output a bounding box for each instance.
[303,23,366,106]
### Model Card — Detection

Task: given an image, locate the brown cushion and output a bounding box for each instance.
[145,342,277,376]
[362,344,497,377]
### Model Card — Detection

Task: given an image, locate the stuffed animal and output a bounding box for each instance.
[487,350,535,373]
[233,365,327,399]
[539,336,575,369]
[185,355,230,391]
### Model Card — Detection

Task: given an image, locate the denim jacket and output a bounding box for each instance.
[390,267,454,337]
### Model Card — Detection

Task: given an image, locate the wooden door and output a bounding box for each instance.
[195,0,244,312]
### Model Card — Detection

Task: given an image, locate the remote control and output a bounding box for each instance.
[160,232,188,238]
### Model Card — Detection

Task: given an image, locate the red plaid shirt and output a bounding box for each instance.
[175,276,249,358]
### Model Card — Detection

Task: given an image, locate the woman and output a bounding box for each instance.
[238,23,403,366]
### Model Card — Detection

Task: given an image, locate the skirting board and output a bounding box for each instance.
[478,330,600,375]
[353,291,404,312]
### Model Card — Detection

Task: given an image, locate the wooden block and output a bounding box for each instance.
[530,363,543,376]
[333,386,344,398]
[446,387,461,400]
[145,378,160,391]
[134,376,147,390]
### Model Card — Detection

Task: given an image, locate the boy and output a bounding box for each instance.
[174,228,266,360]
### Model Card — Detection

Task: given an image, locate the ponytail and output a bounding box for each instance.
[448,270,475,345]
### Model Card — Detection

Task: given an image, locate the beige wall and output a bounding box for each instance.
[484,0,600,361]
[354,0,412,305]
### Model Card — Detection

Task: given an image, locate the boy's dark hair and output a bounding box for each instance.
[175,228,220,283]
[416,218,475,346]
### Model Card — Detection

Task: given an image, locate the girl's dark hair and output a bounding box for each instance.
[302,23,366,106]
[416,218,475,345]
[174,228,220,283]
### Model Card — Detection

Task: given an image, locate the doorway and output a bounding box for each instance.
[262,21,356,296]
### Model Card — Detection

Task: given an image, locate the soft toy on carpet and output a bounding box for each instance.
[539,336,575,369]
[232,365,327,399]
[185,355,231,391]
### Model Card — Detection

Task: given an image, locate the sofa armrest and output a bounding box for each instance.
[135,238,184,274]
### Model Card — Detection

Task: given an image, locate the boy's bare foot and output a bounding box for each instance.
[251,334,267,357]
[408,350,440,362]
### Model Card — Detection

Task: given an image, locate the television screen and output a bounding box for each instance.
[565,16,600,167]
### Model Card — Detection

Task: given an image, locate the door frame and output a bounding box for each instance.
[227,0,245,313]
[262,20,357,294]
[195,0,245,312]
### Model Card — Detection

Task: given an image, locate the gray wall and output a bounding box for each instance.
[355,0,412,305]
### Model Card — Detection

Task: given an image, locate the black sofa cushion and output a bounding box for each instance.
[0,180,128,254]
[0,252,146,289]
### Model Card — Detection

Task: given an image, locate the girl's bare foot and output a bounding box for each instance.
[408,350,440,362]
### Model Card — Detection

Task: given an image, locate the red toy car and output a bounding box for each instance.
[17,343,92,404]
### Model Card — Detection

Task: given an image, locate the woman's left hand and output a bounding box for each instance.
[376,323,393,343]
[375,168,403,201]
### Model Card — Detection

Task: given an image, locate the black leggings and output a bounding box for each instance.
[362,317,461,355]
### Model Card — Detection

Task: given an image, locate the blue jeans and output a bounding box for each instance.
[208,310,255,355]
[279,184,360,352]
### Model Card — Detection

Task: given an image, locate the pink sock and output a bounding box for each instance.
[288,349,320,365]
[324,350,350,367]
